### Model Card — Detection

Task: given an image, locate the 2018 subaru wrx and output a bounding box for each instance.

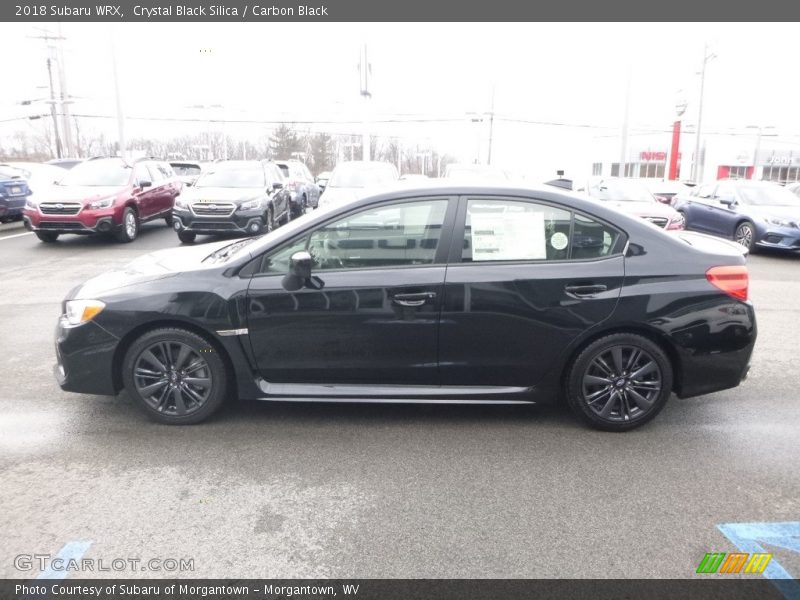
[23,157,181,243]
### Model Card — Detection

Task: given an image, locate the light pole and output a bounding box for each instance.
[692,43,716,183]
[467,113,484,164]
[619,66,632,178]
[745,125,776,181]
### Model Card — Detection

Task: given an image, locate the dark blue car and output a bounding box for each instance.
[673,179,800,252]
[0,166,31,223]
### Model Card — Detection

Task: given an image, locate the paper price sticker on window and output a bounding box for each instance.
[471,210,546,261]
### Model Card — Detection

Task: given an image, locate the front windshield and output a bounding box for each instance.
[589,179,655,203]
[58,160,130,186]
[738,183,800,207]
[328,164,397,188]
[172,164,201,176]
[195,167,265,188]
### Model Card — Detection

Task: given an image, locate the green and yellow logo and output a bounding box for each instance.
[696,552,773,574]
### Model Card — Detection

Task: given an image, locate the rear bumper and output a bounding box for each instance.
[673,302,757,399]
[0,197,27,218]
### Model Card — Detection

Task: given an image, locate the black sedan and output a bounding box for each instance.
[54,184,756,431]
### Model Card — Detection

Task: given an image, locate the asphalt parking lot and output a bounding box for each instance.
[0,219,798,580]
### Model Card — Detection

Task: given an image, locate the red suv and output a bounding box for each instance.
[23,157,181,243]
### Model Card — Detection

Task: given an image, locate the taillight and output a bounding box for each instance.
[706,265,749,301]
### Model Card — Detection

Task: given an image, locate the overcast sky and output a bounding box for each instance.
[1,22,798,175]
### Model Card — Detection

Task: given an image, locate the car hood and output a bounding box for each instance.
[741,204,800,221]
[74,239,240,298]
[605,200,678,218]
[183,186,265,204]
[318,186,364,208]
[40,185,124,204]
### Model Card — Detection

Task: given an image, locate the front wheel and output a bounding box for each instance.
[734,220,756,253]
[164,213,174,227]
[35,231,59,243]
[566,333,672,432]
[177,230,196,244]
[264,207,274,233]
[115,207,139,243]
[122,328,228,425]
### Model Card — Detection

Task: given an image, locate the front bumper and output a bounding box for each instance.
[54,316,120,396]
[172,206,265,235]
[754,225,800,251]
[24,207,121,235]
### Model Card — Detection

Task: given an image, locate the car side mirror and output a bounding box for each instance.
[282,251,324,291]
[318,182,327,192]
[273,182,283,190]
[718,195,736,206]
[138,179,152,189]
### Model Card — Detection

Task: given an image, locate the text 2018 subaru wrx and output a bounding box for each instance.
[55,184,756,431]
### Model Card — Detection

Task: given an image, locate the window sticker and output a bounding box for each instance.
[550,231,569,251]
[470,210,546,261]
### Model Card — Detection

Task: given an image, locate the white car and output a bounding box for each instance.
[319,161,399,208]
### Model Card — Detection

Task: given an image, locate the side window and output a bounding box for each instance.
[462,198,623,262]
[571,213,622,259]
[694,184,714,199]
[463,199,571,262]
[715,183,736,203]
[259,199,448,273]
[134,163,152,185]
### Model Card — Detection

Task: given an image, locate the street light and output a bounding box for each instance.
[692,43,717,183]
[745,125,776,181]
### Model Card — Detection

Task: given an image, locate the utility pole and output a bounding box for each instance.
[56,24,73,156]
[110,27,126,160]
[487,85,495,165]
[619,67,632,178]
[692,42,716,183]
[29,28,66,158]
[359,44,371,162]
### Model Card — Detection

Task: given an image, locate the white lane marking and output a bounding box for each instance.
[0,231,33,241]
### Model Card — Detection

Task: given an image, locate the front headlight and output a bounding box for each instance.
[64,299,106,326]
[25,198,37,209]
[765,216,796,228]
[174,197,189,209]
[239,198,264,211]
[89,196,114,210]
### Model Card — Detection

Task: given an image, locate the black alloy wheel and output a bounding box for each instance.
[122,328,227,424]
[566,333,672,431]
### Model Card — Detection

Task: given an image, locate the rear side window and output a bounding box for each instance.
[462,198,623,262]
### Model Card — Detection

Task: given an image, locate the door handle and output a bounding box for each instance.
[391,292,437,307]
[564,284,608,298]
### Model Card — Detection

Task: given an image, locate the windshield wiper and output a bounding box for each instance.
[203,238,257,263]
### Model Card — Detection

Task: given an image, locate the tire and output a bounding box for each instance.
[264,207,274,233]
[565,333,673,432]
[122,328,228,425]
[35,231,59,243]
[115,207,139,243]
[676,210,687,229]
[734,220,756,253]
[164,213,174,227]
[177,230,196,244]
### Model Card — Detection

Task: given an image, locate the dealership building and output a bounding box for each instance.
[587,131,800,184]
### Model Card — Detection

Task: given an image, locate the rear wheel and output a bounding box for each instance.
[675,210,687,229]
[177,230,196,244]
[164,213,174,227]
[734,220,756,253]
[122,328,228,425]
[115,207,139,243]
[566,333,672,432]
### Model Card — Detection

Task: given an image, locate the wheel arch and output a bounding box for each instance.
[557,323,683,400]
[111,319,236,396]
